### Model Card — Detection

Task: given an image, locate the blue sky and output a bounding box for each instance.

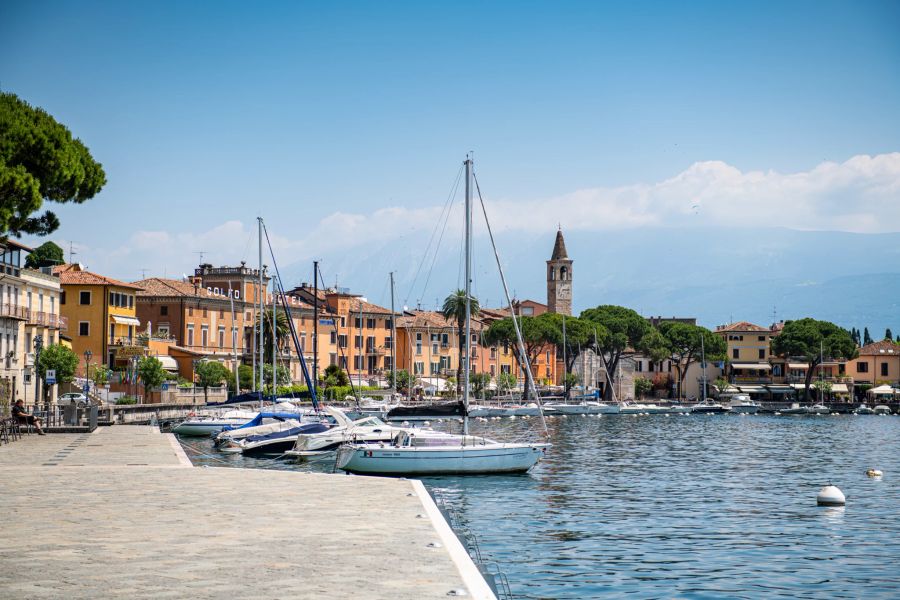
[1,1,899,287]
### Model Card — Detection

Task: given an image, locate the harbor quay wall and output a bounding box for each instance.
[0,426,496,600]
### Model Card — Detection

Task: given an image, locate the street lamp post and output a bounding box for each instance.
[83,349,92,400]
[33,335,43,411]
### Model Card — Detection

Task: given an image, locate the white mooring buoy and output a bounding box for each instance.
[817,485,846,506]
[866,468,883,478]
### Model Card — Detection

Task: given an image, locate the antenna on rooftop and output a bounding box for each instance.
[68,242,77,264]
[195,250,207,264]
[140,268,149,279]
[772,305,778,326]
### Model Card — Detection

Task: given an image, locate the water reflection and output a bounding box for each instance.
[180,414,900,599]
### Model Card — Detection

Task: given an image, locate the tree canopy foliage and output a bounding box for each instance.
[543,313,592,395]
[484,313,559,400]
[24,240,64,268]
[36,343,78,385]
[657,322,726,399]
[441,289,480,393]
[323,364,349,387]
[196,361,231,388]
[137,356,167,393]
[770,318,858,401]
[579,305,647,401]
[0,93,106,237]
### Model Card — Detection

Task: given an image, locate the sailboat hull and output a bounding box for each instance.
[335,443,550,475]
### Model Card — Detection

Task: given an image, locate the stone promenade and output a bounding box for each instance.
[0,426,495,599]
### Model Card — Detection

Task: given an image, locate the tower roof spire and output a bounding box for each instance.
[551,229,568,260]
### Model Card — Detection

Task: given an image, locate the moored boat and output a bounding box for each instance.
[728,394,760,414]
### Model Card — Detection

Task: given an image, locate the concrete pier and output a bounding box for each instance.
[0,427,495,599]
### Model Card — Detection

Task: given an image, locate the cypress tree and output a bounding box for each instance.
[863,327,873,346]
[886,328,894,341]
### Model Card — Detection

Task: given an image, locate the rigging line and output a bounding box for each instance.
[317,263,362,408]
[405,164,463,306]
[472,170,549,437]
[418,183,459,309]
[261,221,320,410]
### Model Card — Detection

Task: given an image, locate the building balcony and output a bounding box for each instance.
[0,303,28,320]
[109,337,138,347]
[26,310,67,329]
[367,346,386,355]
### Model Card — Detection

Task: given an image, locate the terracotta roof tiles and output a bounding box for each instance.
[858,340,900,356]
[716,321,770,333]
[57,268,143,290]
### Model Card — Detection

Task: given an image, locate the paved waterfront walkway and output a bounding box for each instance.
[0,427,495,599]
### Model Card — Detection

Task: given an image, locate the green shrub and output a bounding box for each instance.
[116,395,138,405]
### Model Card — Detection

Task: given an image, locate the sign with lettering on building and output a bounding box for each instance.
[46,369,56,384]
[118,346,145,358]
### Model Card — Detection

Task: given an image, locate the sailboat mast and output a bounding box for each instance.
[272,275,277,395]
[258,217,264,408]
[701,332,707,401]
[562,315,567,397]
[313,260,319,398]
[463,156,472,436]
[390,272,396,394]
[228,280,239,396]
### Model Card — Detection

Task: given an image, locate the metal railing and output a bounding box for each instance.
[0,303,28,319]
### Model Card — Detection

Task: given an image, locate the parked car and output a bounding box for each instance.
[58,393,89,407]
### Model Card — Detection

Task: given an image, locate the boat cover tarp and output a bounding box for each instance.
[245,422,330,444]
[387,401,466,419]
[221,412,306,432]
[220,420,302,440]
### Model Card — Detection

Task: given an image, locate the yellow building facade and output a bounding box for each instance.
[55,264,143,376]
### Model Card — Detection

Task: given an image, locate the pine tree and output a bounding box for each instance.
[863,327,873,346]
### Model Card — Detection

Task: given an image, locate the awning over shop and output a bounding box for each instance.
[112,315,141,326]
[731,363,772,370]
[157,355,179,371]
[831,383,850,394]
[869,385,897,395]
[787,363,808,370]
[738,385,767,393]
[790,384,808,390]
[766,385,794,393]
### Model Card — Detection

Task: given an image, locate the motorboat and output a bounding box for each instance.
[172,409,259,436]
[215,415,305,448]
[224,421,333,456]
[854,403,875,415]
[874,405,892,415]
[779,403,809,415]
[286,415,452,459]
[809,403,831,415]
[728,394,760,414]
[336,430,550,475]
[618,402,668,415]
[691,400,731,414]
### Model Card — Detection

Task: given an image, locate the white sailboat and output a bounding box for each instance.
[336,156,551,475]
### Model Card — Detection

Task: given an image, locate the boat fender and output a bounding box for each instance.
[866,469,883,478]
[816,485,845,506]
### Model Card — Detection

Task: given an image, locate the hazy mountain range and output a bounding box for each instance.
[280,227,900,336]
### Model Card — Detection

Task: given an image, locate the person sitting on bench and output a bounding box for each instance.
[12,400,45,435]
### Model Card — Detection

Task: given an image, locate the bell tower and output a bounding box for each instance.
[547,229,572,315]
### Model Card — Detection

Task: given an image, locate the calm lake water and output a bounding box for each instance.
[178,413,900,599]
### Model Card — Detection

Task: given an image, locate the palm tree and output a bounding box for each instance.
[255,308,290,362]
[441,290,480,394]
